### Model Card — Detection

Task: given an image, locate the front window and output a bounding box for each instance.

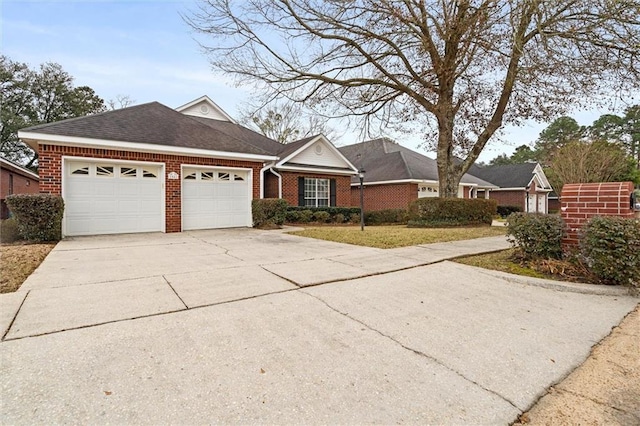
[304,178,329,207]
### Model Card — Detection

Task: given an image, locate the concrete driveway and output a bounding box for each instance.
[1,228,637,424]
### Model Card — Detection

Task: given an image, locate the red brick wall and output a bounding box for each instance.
[279,171,351,207]
[1,168,40,219]
[350,183,418,211]
[38,144,264,232]
[487,190,525,211]
[561,182,635,248]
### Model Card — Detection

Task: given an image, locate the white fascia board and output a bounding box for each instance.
[489,187,527,191]
[276,164,357,175]
[350,179,440,187]
[18,131,277,163]
[276,135,359,173]
[533,163,552,188]
[0,157,39,179]
[174,95,236,123]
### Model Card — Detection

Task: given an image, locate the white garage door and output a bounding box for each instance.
[182,167,251,230]
[64,160,164,236]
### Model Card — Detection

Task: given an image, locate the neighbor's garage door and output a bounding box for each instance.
[64,160,163,236]
[182,167,251,230]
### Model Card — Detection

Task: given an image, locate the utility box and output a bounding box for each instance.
[561,182,636,248]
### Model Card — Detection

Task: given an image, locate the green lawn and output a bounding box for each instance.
[289,225,506,249]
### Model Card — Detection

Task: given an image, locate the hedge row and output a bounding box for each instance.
[407,198,497,227]
[284,206,408,225]
[5,194,64,241]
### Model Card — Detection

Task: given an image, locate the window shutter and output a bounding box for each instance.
[330,179,337,206]
[298,177,305,206]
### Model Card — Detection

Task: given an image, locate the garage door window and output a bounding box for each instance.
[143,169,157,178]
[71,166,89,175]
[96,166,114,177]
[120,167,137,177]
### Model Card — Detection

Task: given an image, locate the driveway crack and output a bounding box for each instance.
[300,290,522,411]
[186,235,244,261]
[162,275,189,309]
[2,290,30,341]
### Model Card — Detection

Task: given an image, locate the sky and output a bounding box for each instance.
[1,0,630,163]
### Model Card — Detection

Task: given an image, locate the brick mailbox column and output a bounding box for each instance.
[560,182,635,249]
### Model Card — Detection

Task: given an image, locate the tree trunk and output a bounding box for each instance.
[436,112,463,198]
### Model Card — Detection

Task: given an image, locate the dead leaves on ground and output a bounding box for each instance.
[0,243,55,293]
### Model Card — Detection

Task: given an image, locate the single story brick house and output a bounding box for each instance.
[18,96,357,236]
[467,163,553,214]
[338,138,496,211]
[0,157,40,219]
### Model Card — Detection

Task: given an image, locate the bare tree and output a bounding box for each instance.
[238,100,339,143]
[547,140,640,194]
[107,94,135,110]
[185,0,639,197]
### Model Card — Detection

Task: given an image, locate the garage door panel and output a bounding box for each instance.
[182,168,251,231]
[64,161,163,236]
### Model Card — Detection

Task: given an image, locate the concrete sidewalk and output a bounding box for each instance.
[1,229,637,424]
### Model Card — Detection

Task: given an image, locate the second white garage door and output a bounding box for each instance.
[182,167,251,230]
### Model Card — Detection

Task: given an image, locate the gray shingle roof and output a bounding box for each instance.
[22,102,273,156]
[468,163,538,188]
[339,138,495,186]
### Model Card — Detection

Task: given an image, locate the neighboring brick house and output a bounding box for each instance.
[338,138,496,211]
[18,96,356,237]
[468,163,553,213]
[1,157,40,219]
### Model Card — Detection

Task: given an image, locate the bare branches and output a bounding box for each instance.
[185,0,640,196]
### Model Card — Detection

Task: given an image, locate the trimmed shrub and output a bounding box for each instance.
[579,216,640,287]
[506,212,564,259]
[299,209,314,223]
[350,213,361,224]
[364,209,408,225]
[5,194,64,242]
[285,210,301,223]
[313,211,331,223]
[497,205,522,218]
[252,198,288,228]
[334,213,346,224]
[407,198,497,227]
[0,218,21,243]
[285,206,361,224]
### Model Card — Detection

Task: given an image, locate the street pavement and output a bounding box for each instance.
[1,228,637,424]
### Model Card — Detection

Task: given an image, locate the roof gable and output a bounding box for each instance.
[469,163,546,189]
[276,135,357,174]
[175,95,236,123]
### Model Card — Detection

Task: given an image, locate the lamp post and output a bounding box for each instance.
[359,169,365,231]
